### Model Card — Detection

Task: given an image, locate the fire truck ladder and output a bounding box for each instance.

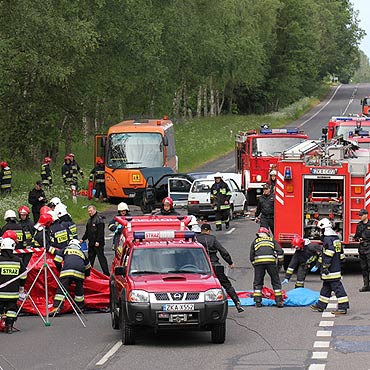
[282,140,321,159]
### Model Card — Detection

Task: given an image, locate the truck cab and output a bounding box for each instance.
[109,215,228,345]
[361,97,370,116]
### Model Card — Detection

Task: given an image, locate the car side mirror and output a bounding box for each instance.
[115,266,127,276]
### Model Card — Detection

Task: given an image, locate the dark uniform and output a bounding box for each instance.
[28,182,47,222]
[210,178,232,231]
[18,216,35,267]
[81,210,109,276]
[89,163,106,199]
[71,159,84,190]
[196,226,243,312]
[153,206,179,216]
[0,240,27,333]
[41,162,52,188]
[255,185,275,234]
[48,220,71,254]
[354,218,370,291]
[52,241,91,310]
[1,220,24,250]
[62,158,74,188]
[250,232,284,307]
[313,230,349,313]
[0,163,12,195]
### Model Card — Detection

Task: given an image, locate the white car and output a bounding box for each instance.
[187,176,247,219]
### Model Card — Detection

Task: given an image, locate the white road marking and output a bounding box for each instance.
[96,340,122,366]
[313,341,330,348]
[322,311,335,317]
[317,330,332,337]
[319,321,334,327]
[312,352,328,359]
[225,228,235,235]
[327,303,337,309]
[308,363,326,369]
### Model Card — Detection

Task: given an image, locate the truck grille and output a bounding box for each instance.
[153,292,201,302]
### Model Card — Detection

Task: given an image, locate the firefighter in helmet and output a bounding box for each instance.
[255,183,275,234]
[153,197,179,215]
[1,210,23,250]
[17,206,35,267]
[311,218,349,315]
[89,157,106,200]
[61,155,74,188]
[210,172,232,231]
[69,153,84,189]
[108,202,131,250]
[0,161,12,195]
[250,227,284,307]
[281,235,321,288]
[40,157,52,188]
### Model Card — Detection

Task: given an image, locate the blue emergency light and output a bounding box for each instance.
[133,231,195,241]
[284,166,292,180]
[260,128,299,135]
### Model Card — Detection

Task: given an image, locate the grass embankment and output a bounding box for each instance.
[1,90,326,223]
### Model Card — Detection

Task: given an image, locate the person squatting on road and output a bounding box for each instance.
[196,223,244,313]
[108,202,131,251]
[310,218,349,315]
[210,172,232,231]
[255,183,275,234]
[80,205,109,276]
[0,238,27,334]
[281,235,322,288]
[354,208,370,292]
[50,239,91,314]
[250,227,284,307]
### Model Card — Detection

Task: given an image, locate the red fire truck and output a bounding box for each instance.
[235,127,308,204]
[274,139,370,260]
[327,116,370,140]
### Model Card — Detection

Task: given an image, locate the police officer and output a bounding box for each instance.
[40,157,52,188]
[255,183,275,234]
[89,157,106,200]
[210,173,232,231]
[311,218,349,315]
[196,223,244,313]
[0,161,12,195]
[250,227,284,307]
[108,202,131,250]
[354,208,370,292]
[0,238,27,333]
[50,239,91,314]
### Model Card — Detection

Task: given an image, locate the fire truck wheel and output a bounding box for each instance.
[211,322,226,344]
[109,288,120,330]
[120,307,135,345]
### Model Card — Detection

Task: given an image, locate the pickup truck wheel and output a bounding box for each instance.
[121,310,135,345]
[211,322,226,344]
[109,289,120,330]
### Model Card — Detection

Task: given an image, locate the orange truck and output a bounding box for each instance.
[95,117,178,205]
[361,96,370,116]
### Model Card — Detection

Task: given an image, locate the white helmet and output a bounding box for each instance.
[270,170,277,176]
[4,210,17,220]
[214,172,223,179]
[318,218,332,229]
[68,239,81,249]
[54,203,68,218]
[50,197,61,206]
[117,202,129,212]
[1,237,15,250]
[47,210,59,222]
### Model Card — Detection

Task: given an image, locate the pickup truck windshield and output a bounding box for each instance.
[129,247,212,275]
[107,132,164,169]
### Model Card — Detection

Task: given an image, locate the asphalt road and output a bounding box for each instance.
[2,83,370,370]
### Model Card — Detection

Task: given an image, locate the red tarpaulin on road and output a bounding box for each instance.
[19,250,110,315]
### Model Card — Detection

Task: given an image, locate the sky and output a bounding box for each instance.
[351,0,370,58]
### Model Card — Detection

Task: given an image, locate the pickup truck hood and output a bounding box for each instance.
[130,274,221,292]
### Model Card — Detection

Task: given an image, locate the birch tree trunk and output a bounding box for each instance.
[172,89,181,118]
[196,86,202,118]
[182,82,187,119]
[209,79,215,117]
[203,85,208,117]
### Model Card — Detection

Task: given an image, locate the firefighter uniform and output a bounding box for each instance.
[354,210,370,291]
[71,159,84,189]
[255,184,275,234]
[0,238,27,333]
[1,220,24,250]
[250,231,284,307]
[196,224,244,313]
[41,162,52,187]
[51,240,91,311]
[89,163,106,199]
[62,158,74,188]
[313,229,349,313]
[0,164,12,195]
[210,176,232,231]
[48,220,71,254]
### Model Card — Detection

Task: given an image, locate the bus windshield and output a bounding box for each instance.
[252,137,304,156]
[107,132,164,169]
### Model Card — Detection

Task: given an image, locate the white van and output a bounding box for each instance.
[187,175,246,219]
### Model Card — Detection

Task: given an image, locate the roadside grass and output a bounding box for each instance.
[1,90,326,223]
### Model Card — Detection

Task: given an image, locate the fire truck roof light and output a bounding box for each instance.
[260,128,299,135]
[133,231,195,241]
[333,116,370,122]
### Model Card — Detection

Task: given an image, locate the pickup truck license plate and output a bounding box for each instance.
[163,304,194,311]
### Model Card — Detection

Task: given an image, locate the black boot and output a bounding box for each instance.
[216,224,222,231]
[5,320,13,334]
[359,276,370,292]
[225,221,230,230]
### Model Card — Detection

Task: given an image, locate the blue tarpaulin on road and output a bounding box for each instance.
[228,288,319,307]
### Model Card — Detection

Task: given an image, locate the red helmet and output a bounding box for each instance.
[162,197,174,207]
[97,157,104,165]
[2,230,18,242]
[43,157,51,164]
[0,161,8,168]
[40,206,51,215]
[291,235,305,249]
[64,155,72,161]
[18,205,30,215]
[37,213,53,227]
[257,227,271,236]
